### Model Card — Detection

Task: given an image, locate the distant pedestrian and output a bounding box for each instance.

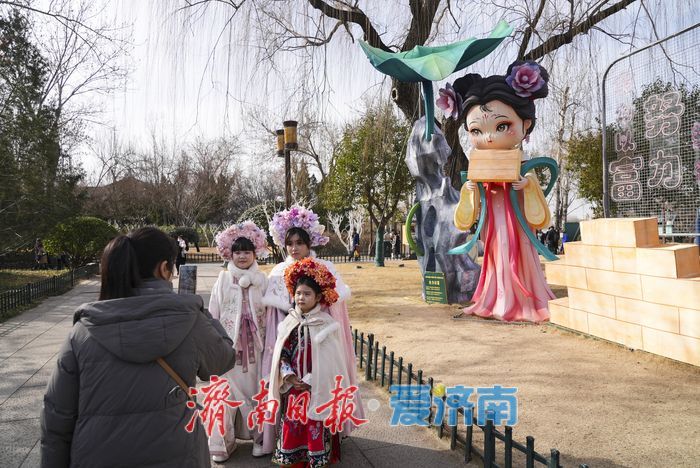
[545,226,560,255]
[176,235,188,275]
[390,230,398,260]
[34,238,48,270]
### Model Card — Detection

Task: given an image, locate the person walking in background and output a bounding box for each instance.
[176,235,189,275]
[351,228,360,261]
[560,231,568,254]
[40,227,236,468]
[545,226,560,255]
[34,238,48,270]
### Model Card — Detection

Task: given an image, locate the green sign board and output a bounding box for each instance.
[423,271,447,304]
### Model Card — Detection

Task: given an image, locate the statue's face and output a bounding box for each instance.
[465,100,531,150]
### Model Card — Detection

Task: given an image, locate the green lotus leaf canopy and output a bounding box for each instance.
[359,20,513,140]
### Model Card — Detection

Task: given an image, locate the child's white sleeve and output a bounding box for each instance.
[208,278,221,320]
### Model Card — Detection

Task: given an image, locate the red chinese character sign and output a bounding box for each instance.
[186,376,368,437]
[185,375,242,437]
[603,24,700,240]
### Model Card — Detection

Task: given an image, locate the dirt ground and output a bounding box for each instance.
[336,260,700,468]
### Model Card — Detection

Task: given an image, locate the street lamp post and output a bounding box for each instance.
[276,120,298,208]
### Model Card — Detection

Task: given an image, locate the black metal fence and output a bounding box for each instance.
[185,253,376,264]
[352,330,589,468]
[0,263,99,319]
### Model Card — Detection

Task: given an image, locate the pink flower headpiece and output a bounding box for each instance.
[505,61,545,98]
[269,205,329,248]
[215,221,269,260]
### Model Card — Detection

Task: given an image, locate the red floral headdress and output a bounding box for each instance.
[284,257,339,306]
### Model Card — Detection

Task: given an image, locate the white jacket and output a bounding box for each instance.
[268,304,354,422]
[262,252,351,311]
[209,262,268,348]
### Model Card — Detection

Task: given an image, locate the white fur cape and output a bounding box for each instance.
[267,305,355,422]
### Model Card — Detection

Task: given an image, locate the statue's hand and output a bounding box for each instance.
[512,175,529,191]
[465,180,477,191]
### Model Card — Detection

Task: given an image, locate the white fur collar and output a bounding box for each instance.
[227,261,264,289]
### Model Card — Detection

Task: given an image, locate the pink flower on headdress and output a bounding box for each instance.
[215,221,269,260]
[436,82,462,119]
[269,205,329,248]
[506,62,545,98]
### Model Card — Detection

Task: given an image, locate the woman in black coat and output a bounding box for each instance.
[40,227,236,467]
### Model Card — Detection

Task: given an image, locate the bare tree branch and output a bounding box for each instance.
[523,0,638,60]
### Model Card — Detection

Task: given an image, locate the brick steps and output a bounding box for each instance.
[546,217,700,367]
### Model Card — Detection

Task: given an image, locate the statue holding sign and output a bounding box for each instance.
[446,61,558,322]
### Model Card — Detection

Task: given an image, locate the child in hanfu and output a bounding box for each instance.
[268,258,364,468]
[261,205,365,454]
[207,222,269,462]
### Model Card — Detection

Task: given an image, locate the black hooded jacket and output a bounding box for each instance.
[40,279,236,467]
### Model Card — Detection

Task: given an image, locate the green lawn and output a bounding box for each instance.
[0,269,63,293]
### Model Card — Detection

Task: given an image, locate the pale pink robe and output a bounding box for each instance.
[465,184,554,322]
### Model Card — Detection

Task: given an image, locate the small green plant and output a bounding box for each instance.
[44,217,118,266]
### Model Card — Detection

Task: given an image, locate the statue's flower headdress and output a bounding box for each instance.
[505,61,545,98]
[284,257,339,306]
[215,221,269,260]
[269,205,329,248]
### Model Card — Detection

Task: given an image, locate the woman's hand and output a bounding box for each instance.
[512,175,530,191]
[465,180,477,191]
[284,374,311,392]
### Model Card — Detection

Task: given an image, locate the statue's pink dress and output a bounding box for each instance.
[464,183,554,322]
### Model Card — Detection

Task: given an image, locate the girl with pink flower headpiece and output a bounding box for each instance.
[207,221,269,462]
[259,205,365,454]
[443,61,556,323]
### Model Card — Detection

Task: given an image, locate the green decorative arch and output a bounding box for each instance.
[404,203,424,256]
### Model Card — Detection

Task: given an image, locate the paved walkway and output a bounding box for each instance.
[0,265,469,467]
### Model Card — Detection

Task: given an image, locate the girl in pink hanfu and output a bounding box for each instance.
[260,205,364,455]
[445,61,556,322]
[207,222,269,462]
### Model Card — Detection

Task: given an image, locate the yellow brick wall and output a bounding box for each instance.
[548,217,700,367]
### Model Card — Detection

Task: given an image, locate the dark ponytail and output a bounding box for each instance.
[99,227,177,300]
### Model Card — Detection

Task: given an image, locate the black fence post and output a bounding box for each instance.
[484,417,495,468]
[353,329,358,354]
[465,406,474,463]
[397,356,403,385]
[380,346,387,387]
[427,376,434,425]
[359,333,364,369]
[365,334,374,381]
[372,341,379,380]
[526,436,535,468]
[505,426,513,468]
[388,351,395,387]
[25,283,31,305]
[548,449,560,468]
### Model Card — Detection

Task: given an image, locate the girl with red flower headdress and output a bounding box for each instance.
[260,206,365,455]
[268,258,362,468]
